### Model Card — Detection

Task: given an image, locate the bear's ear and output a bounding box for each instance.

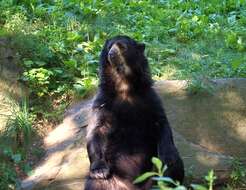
[137,43,145,53]
[104,39,110,49]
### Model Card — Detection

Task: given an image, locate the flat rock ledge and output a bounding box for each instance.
[20,79,246,190]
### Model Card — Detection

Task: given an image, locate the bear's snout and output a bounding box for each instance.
[107,42,131,75]
[108,44,120,64]
[108,48,117,60]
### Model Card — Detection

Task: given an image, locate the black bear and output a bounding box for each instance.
[84,36,184,190]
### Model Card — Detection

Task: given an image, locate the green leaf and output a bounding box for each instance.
[163,48,176,55]
[23,60,34,68]
[11,154,22,164]
[231,58,243,70]
[23,163,33,176]
[205,170,216,181]
[35,61,47,66]
[73,83,85,94]
[152,176,176,185]
[174,186,187,190]
[52,68,64,75]
[133,172,157,184]
[191,184,208,190]
[67,32,81,41]
[151,157,163,174]
[3,147,13,157]
[64,59,77,69]
[161,165,168,174]
[228,15,236,25]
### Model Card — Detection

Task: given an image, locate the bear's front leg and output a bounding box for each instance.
[87,131,111,179]
[157,119,184,183]
[89,159,110,179]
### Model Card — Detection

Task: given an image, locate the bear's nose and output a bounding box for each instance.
[108,49,116,59]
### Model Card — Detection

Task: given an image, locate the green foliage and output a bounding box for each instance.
[134,157,217,190]
[0,143,33,190]
[134,157,186,189]
[191,171,217,190]
[186,75,215,95]
[229,159,246,187]
[0,162,18,190]
[5,98,34,147]
[22,68,53,97]
[225,31,245,51]
[205,170,217,190]
[0,0,245,99]
[0,97,36,190]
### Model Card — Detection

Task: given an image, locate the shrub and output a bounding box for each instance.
[5,98,34,148]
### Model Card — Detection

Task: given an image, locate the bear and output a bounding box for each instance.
[84,36,184,190]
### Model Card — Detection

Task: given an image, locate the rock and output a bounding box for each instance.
[20,106,90,190]
[155,79,246,158]
[21,79,246,189]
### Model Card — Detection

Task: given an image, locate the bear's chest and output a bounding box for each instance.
[107,101,159,142]
[111,98,153,123]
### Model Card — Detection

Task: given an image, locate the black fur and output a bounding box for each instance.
[84,36,184,190]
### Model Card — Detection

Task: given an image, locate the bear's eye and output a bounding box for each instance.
[107,44,112,51]
[116,42,127,52]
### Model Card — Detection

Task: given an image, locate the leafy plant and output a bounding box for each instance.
[225,31,245,51]
[191,170,217,190]
[186,75,215,95]
[22,68,53,97]
[0,162,18,190]
[229,159,246,187]
[134,157,186,189]
[5,98,34,148]
[0,96,36,189]
[0,144,30,190]
[0,145,22,190]
[134,157,217,190]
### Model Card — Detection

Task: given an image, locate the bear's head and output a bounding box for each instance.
[106,36,145,75]
[99,36,152,94]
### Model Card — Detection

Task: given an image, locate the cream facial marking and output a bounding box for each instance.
[107,42,135,102]
[108,43,131,75]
